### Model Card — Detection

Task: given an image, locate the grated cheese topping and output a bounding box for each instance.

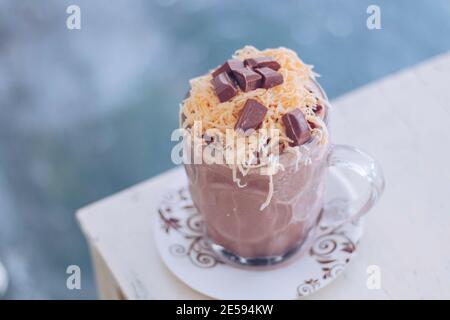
[180,46,329,210]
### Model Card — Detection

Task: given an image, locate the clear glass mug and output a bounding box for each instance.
[183,89,384,268]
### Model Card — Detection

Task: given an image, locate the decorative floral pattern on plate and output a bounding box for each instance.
[154,180,363,299]
[159,202,222,268]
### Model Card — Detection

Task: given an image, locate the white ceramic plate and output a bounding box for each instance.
[154,169,363,299]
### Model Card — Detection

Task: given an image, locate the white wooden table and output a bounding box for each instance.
[77,52,450,300]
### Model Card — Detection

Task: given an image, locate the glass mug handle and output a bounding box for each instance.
[319,144,385,231]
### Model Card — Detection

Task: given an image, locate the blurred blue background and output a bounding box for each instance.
[0,0,449,299]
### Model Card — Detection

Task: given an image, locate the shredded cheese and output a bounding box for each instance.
[260,174,274,211]
[181,46,329,210]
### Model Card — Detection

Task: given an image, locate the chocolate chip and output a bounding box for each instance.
[235,99,268,135]
[255,67,284,89]
[212,59,244,77]
[211,72,237,102]
[282,108,311,146]
[244,57,281,71]
[232,68,262,92]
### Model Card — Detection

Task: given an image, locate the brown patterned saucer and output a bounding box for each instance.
[154,169,363,299]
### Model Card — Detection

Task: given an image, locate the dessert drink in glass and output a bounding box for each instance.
[180,46,384,268]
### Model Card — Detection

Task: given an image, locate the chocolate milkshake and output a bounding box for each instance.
[185,139,328,261]
[181,46,330,266]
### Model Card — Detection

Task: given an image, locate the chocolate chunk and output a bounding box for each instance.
[212,59,244,77]
[232,68,262,92]
[244,58,259,69]
[235,99,268,135]
[307,120,317,129]
[211,72,237,102]
[255,67,284,89]
[313,104,325,119]
[282,108,311,146]
[244,57,281,71]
